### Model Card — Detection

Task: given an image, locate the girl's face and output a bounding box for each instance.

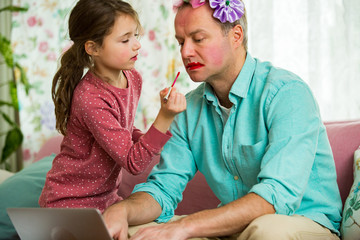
[174,4,235,84]
[94,14,141,77]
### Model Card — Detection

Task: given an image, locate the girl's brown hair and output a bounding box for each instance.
[52,0,142,135]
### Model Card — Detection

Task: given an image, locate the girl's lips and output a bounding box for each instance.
[186,62,204,70]
[131,55,138,61]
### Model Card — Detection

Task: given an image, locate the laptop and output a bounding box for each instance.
[7,208,113,240]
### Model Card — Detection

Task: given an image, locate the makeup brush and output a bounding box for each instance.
[164,71,180,102]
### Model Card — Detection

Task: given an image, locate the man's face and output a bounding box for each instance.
[174,4,234,83]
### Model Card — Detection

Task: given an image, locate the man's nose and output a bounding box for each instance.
[181,41,195,58]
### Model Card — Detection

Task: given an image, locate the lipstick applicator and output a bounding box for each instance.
[164,71,180,102]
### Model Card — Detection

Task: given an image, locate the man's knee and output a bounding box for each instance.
[238,214,285,240]
[237,214,339,240]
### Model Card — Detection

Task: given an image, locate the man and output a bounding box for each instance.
[104,1,342,239]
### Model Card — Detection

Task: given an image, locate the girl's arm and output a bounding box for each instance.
[75,87,185,175]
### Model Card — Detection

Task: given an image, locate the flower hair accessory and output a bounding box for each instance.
[173,0,206,9]
[173,0,244,23]
[209,0,244,23]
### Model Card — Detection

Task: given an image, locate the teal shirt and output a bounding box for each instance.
[133,53,342,234]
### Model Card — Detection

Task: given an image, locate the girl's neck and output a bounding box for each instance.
[92,68,128,89]
[111,71,128,89]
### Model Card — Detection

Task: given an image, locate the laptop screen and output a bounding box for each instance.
[7,208,113,240]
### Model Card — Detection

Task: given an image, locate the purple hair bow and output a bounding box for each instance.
[209,0,245,23]
[173,0,244,23]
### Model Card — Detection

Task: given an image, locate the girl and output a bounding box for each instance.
[39,0,186,213]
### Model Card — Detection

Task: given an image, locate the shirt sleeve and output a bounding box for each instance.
[75,93,172,175]
[249,81,322,215]
[132,126,144,143]
[132,112,197,222]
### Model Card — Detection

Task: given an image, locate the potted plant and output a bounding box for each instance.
[0,4,30,171]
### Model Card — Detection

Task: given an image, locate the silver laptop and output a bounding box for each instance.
[7,208,113,240]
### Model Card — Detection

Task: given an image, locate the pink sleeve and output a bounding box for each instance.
[77,97,171,175]
[132,126,144,143]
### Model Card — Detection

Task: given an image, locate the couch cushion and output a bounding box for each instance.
[0,169,14,185]
[0,154,55,240]
[325,120,360,205]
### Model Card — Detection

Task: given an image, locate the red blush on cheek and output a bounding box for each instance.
[205,46,225,66]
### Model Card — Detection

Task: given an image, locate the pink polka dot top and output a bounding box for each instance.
[39,70,171,212]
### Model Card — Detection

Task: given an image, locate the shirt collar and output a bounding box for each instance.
[203,52,256,104]
[229,52,256,99]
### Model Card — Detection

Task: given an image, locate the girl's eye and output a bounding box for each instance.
[195,38,204,43]
[122,39,129,43]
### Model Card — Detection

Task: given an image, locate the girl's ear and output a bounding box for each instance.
[85,41,99,56]
[231,25,244,49]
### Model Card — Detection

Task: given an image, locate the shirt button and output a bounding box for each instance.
[234,176,239,180]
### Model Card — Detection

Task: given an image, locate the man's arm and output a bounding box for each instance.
[130,193,274,240]
[103,192,162,240]
[179,193,275,238]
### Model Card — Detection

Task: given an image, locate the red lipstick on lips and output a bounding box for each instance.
[186,62,204,70]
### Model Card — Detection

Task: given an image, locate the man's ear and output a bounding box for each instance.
[85,40,99,56]
[231,25,244,49]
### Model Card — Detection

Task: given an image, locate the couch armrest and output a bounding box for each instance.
[325,120,360,205]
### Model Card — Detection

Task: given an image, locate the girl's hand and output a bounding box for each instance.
[152,88,186,134]
[159,87,186,118]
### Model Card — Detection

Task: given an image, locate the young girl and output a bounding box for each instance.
[39,0,186,213]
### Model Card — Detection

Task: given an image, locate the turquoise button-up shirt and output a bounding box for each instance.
[133,53,342,234]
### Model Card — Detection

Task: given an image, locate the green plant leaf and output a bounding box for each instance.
[0,100,14,107]
[0,34,14,68]
[1,128,23,163]
[0,110,17,127]
[9,81,19,109]
[0,6,28,13]
[5,162,12,171]
[0,80,12,88]
[15,63,31,94]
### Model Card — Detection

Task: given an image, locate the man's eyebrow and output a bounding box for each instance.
[175,29,206,40]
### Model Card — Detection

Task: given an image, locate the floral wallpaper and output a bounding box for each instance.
[11,0,194,166]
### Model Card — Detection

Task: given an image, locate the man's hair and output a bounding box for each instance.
[216,7,248,51]
[177,0,248,51]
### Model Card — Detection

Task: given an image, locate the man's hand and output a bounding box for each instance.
[129,221,189,240]
[103,192,163,240]
[103,203,129,240]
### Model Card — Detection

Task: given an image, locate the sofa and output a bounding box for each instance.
[1,120,360,239]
